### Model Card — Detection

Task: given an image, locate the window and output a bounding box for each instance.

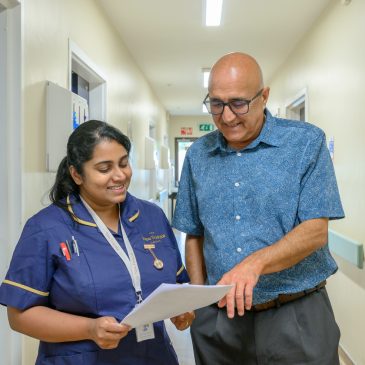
[69,40,106,121]
[72,71,89,104]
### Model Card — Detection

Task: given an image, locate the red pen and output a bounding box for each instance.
[60,242,71,261]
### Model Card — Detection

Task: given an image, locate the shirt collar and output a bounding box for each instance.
[207,109,282,154]
[66,193,140,227]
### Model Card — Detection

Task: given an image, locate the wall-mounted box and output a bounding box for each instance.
[46,81,88,172]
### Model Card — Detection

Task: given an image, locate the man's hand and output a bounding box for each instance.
[217,257,261,318]
[170,311,195,331]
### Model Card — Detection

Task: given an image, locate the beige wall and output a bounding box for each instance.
[23,0,168,216]
[267,1,365,363]
[22,0,167,363]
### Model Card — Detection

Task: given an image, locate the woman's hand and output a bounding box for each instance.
[7,306,131,347]
[170,311,195,331]
[88,316,131,349]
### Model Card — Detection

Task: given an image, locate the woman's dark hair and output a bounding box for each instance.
[49,120,131,207]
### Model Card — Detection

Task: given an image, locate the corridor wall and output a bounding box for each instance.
[267,1,365,363]
[21,0,167,363]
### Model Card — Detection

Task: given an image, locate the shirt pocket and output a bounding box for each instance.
[50,251,98,315]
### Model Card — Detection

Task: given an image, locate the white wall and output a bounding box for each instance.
[267,1,365,363]
[0,3,23,365]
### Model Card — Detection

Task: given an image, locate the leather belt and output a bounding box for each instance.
[250,280,326,312]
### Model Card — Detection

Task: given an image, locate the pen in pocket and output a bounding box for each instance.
[60,242,71,261]
[72,236,80,256]
[65,240,72,258]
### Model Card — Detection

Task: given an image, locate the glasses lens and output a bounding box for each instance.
[229,100,249,115]
[204,99,250,115]
[209,100,224,115]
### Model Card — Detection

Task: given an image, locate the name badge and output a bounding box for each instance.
[136,323,155,342]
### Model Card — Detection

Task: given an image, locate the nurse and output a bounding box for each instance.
[0,120,194,365]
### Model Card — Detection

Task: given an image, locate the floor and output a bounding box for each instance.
[165,320,196,365]
[169,229,196,364]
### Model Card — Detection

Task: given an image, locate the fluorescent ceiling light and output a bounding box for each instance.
[205,0,223,26]
[203,104,208,113]
[203,69,210,88]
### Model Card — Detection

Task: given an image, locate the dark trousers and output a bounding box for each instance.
[191,288,340,365]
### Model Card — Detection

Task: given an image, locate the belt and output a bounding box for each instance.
[250,280,326,312]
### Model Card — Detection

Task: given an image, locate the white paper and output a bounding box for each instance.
[121,283,232,328]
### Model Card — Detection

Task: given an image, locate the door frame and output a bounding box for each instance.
[285,87,308,122]
[174,137,197,186]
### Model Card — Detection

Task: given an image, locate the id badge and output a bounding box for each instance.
[136,323,155,342]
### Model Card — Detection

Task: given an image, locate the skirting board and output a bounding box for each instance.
[339,343,355,365]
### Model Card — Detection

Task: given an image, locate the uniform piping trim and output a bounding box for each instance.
[3,280,49,297]
[67,195,139,225]
[67,195,97,227]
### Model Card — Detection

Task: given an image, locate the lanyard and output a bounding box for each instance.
[79,196,143,304]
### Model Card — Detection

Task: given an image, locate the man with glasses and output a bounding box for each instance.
[173,52,344,365]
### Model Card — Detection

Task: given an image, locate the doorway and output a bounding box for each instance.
[286,88,308,122]
[174,137,197,187]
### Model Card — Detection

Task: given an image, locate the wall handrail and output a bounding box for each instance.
[328,229,364,269]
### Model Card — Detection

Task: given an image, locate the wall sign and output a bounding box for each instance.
[180,127,193,136]
[199,123,214,131]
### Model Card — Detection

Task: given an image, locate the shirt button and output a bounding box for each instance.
[236,247,242,253]
[235,215,241,220]
[234,182,240,187]
[237,152,242,156]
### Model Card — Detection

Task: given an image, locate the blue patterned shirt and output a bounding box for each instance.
[173,110,344,305]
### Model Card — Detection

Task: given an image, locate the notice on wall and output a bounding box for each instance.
[181,127,193,136]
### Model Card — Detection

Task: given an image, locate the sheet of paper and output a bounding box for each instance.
[121,283,232,328]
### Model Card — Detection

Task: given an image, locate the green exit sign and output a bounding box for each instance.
[199,123,214,132]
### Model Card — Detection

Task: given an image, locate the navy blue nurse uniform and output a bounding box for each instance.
[0,193,189,365]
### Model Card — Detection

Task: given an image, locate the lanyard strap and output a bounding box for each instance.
[79,196,143,303]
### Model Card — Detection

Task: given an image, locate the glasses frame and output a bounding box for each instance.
[203,88,264,116]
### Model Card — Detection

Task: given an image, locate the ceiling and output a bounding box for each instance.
[97,0,333,116]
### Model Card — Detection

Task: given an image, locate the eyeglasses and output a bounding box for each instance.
[203,89,263,116]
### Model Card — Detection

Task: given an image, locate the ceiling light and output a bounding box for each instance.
[205,0,223,26]
[202,68,210,88]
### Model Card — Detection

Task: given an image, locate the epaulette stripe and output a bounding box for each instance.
[176,264,185,276]
[128,211,139,222]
